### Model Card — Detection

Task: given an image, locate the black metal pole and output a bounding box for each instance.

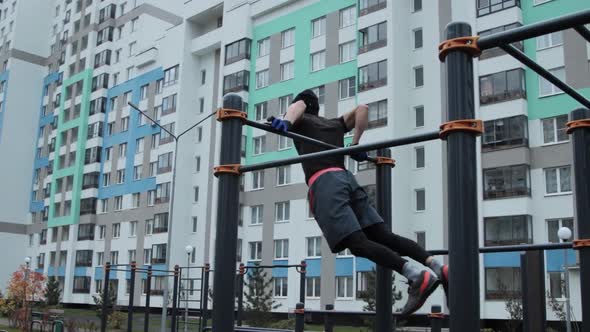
[574,26,590,43]
[499,44,590,109]
[569,108,590,332]
[294,303,304,332]
[324,304,334,332]
[201,264,210,331]
[428,242,573,256]
[101,262,111,332]
[144,266,152,332]
[240,131,440,173]
[171,265,180,332]
[375,149,393,332]
[212,94,244,332]
[127,262,136,332]
[520,251,546,332]
[299,261,306,304]
[477,9,590,50]
[444,22,480,332]
[198,266,205,332]
[429,305,443,332]
[236,264,245,326]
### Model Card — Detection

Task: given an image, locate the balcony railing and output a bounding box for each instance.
[358,79,387,93]
[483,187,530,200]
[359,1,386,16]
[477,0,520,17]
[152,227,168,234]
[151,258,166,264]
[480,89,526,106]
[482,138,528,152]
[358,39,387,54]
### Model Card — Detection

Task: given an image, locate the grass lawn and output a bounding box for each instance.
[306,324,367,332]
[0,324,20,332]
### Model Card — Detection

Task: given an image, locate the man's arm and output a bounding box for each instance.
[342,104,369,145]
[283,100,306,125]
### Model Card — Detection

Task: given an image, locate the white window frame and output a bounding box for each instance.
[310,51,326,72]
[339,77,356,100]
[276,166,291,186]
[415,188,426,212]
[541,115,569,145]
[544,166,572,196]
[112,223,121,238]
[414,105,425,128]
[413,65,424,88]
[252,170,264,190]
[278,135,292,151]
[281,28,295,49]
[274,239,289,259]
[306,237,321,257]
[336,276,354,299]
[255,103,267,122]
[250,205,263,225]
[414,146,425,169]
[280,61,294,81]
[306,277,321,298]
[536,31,563,50]
[311,16,326,38]
[256,70,269,89]
[539,67,565,97]
[413,28,423,49]
[273,277,288,297]
[253,136,266,155]
[339,6,355,28]
[275,201,290,222]
[129,221,137,237]
[339,41,356,63]
[249,241,262,261]
[258,38,270,57]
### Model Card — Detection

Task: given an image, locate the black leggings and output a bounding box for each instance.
[339,223,432,273]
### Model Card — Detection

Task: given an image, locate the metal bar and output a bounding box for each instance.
[294,303,304,332]
[212,94,244,332]
[243,264,304,269]
[236,265,245,327]
[198,266,205,332]
[521,251,547,332]
[430,305,443,332]
[375,148,393,332]
[324,304,334,332]
[101,262,111,332]
[128,102,177,140]
[574,25,590,43]
[171,265,180,332]
[478,9,590,50]
[499,44,590,109]
[244,120,378,163]
[201,264,211,331]
[240,131,440,173]
[127,262,136,332]
[428,242,573,256]
[570,107,590,332]
[444,22,480,332]
[144,266,152,332]
[298,260,306,304]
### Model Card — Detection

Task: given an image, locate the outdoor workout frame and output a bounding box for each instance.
[210,9,590,332]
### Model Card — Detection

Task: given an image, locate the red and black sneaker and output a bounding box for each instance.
[440,265,449,308]
[400,270,440,318]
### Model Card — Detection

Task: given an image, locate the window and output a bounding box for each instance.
[358,60,387,91]
[339,77,356,99]
[483,165,530,199]
[109,251,119,265]
[280,61,294,81]
[255,102,267,121]
[249,241,262,261]
[276,166,291,185]
[359,22,387,53]
[281,28,295,48]
[415,146,425,169]
[149,162,157,177]
[191,217,198,233]
[193,186,199,202]
[129,221,137,236]
[156,79,163,94]
[548,218,574,244]
[477,0,521,17]
[157,152,173,174]
[311,17,326,38]
[339,42,356,63]
[133,166,142,180]
[279,95,293,115]
[73,276,91,293]
[225,38,251,65]
[116,169,125,184]
[339,6,355,28]
[201,70,206,85]
[274,239,289,259]
[310,51,326,72]
[414,105,424,127]
[199,98,204,113]
[367,100,387,129]
[195,156,201,172]
[413,0,422,12]
[112,223,121,238]
[274,277,288,297]
[545,166,572,195]
[484,215,532,246]
[275,201,290,222]
[162,94,177,114]
[252,170,264,190]
[485,267,520,299]
[135,138,144,154]
[542,115,568,144]
[306,237,321,257]
[97,225,106,240]
[413,28,423,49]
[278,135,292,151]
[537,31,562,50]
[99,199,108,214]
[156,182,171,203]
[415,189,425,211]
[159,123,175,145]
[223,70,249,94]
[131,18,138,32]
[256,70,269,89]
[75,250,93,267]
[539,67,565,96]
[197,127,203,142]
[145,219,153,236]
[96,252,104,266]
[114,196,123,211]
[359,0,386,16]
[356,271,372,298]
[479,23,523,59]
[251,205,263,225]
[62,226,70,241]
[153,213,168,233]
[257,38,270,57]
[413,66,424,88]
[132,193,140,208]
[306,277,321,297]
[78,224,95,241]
[549,272,565,298]
[479,68,526,105]
[336,276,353,298]
[483,115,529,152]
[253,136,266,155]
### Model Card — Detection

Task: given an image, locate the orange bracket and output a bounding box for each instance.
[440,119,484,140]
[438,36,481,62]
[213,164,241,177]
[238,264,246,275]
[216,108,247,123]
[294,308,305,314]
[574,239,590,249]
[428,313,445,319]
[204,263,211,272]
[566,119,590,134]
[375,156,396,167]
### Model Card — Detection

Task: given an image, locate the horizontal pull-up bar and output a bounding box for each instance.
[574,25,590,43]
[244,119,378,163]
[240,131,441,173]
[478,9,590,50]
[429,242,573,256]
[499,44,590,110]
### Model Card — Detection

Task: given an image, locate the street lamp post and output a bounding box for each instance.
[558,226,572,332]
[127,102,215,332]
[184,245,193,332]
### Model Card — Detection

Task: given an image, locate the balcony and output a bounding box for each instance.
[484,187,530,200]
[151,258,166,264]
[359,1,386,17]
[191,27,222,56]
[152,226,168,234]
[358,79,387,93]
[358,39,387,54]
[135,48,158,69]
[477,0,520,17]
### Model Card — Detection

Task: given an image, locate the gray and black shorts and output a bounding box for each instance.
[308,169,383,253]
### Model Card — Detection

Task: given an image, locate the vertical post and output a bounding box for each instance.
[144,266,152,332]
[294,303,305,332]
[201,264,210,331]
[569,108,590,332]
[171,265,180,332]
[212,94,243,332]
[564,249,572,332]
[520,251,546,332]
[101,262,111,332]
[443,22,480,332]
[324,304,334,332]
[299,260,307,304]
[127,262,136,332]
[236,264,245,326]
[429,305,443,332]
[375,149,393,332]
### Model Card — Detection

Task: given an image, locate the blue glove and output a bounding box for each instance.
[348,143,368,162]
[268,116,292,133]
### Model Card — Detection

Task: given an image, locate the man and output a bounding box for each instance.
[270,89,449,316]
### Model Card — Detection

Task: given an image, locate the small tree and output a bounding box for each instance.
[92,284,117,319]
[243,265,280,327]
[357,268,403,330]
[497,280,522,332]
[45,276,61,306]
[6,265,46,306]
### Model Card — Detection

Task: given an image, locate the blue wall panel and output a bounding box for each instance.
[335,257,353,276]
[483,252,521,268]
[355,257,375,272]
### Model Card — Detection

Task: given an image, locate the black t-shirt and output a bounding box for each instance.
[290,114,349,183]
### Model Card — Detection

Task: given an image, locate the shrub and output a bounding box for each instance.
[108,311,126,330]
